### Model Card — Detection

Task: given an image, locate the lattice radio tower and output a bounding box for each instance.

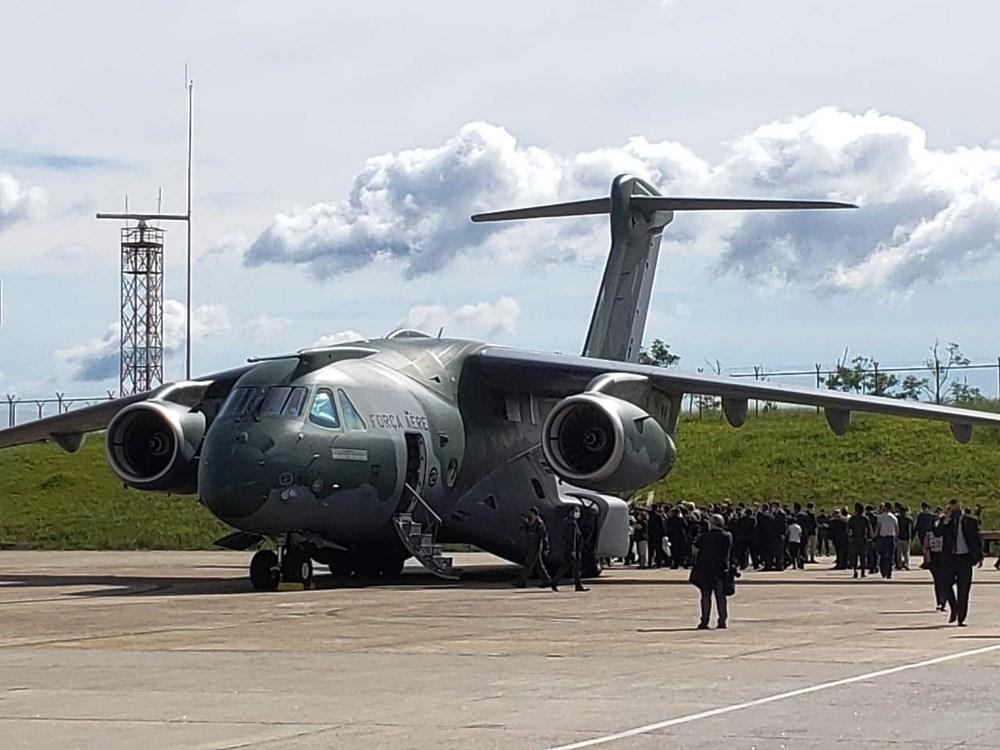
[118,221,165,393]
[97,72,194,395]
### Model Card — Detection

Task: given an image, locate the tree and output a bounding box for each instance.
[638,339,680,368]
[823,350,865,393]
[896,374,930,401]
[926,340,970,405]
[949,378,985,405]
[823,351,898,395]
[861,358,898,396]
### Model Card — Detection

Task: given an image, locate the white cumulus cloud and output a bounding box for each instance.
[54,300,231,383]
[244,314,293,343]
[404,296,521,339]
[0,172,46,231]
[245,109,1000,294]
[311,329,366,347]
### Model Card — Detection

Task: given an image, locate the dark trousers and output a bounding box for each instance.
[834,538,849,569]
[699,578,728,626]
[944,554,975,623]
[877,536,896,578]
[787,541,802,569]
[929,553,954,610]
[734,538,750,570]
[552,555,583,590]
[518,544,550,586]
[849,540,867,574]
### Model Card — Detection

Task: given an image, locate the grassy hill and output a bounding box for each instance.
[1,409,999,549]
[659,409,1000,515]
[0,439,229,550]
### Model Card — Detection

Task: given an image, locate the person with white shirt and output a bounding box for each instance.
[786,520,804,570]
[875,503,899,579]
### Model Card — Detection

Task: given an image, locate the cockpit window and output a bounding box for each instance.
[259,386,293,416]
[282,386,309,417]
[219,387,257,419]
[338,390,366,430]
[309,388,341,429]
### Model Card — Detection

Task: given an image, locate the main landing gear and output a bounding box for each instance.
[249,542,314,591]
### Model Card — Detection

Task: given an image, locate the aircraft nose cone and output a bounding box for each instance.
[198,438,269,521]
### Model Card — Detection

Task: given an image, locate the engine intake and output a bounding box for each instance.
[542,393,676,493]
[105,401,206,493]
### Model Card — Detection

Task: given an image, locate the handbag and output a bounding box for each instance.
[723,566,738,597]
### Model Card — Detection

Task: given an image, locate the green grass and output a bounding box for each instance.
[0,439,229,550]
[657,409,1000,517]
[2,408,1000,549]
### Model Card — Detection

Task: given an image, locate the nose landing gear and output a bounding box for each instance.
[248,541,314,590]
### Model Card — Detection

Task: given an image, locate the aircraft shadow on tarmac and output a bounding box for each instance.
[1,567,998,599]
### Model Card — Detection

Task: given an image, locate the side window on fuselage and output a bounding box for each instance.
[282,386,309,418]
[338,390,366,431]
[309,388,341,429]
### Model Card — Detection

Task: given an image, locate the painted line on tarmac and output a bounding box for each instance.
[547,641,1000,750]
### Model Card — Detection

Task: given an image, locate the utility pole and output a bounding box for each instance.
[185,71,194,380]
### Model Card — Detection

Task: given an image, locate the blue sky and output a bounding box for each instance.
[2,0,1000,399]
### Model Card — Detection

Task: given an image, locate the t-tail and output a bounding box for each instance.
[472,174,855,362]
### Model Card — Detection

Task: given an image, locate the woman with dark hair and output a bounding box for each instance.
[690,513,733,630]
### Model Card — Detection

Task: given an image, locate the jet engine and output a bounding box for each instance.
[541,393,676,493]
[105,401,206,493]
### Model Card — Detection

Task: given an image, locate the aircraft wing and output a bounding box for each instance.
[474,347,1000,443]
[0,365,254,453]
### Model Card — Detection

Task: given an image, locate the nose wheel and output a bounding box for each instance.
[249,545,314,590]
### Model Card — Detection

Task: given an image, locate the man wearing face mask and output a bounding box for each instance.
[551,506,589,592]
[934,498,984,626]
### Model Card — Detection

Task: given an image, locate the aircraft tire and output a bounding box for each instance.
[249,550,280,590]
[380,555,406,577]
[282,549,313,584]
[328,557,353,577]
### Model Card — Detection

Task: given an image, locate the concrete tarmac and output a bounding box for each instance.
[2,551,1000,749]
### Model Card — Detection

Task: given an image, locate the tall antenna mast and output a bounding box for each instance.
[185,65,194,380]
[96,65,196,392]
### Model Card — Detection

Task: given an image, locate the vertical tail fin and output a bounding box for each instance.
[471,175,855,362]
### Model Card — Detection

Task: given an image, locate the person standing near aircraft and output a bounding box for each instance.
[896,505,913,571]
[691,513,733,630]
[848,503,871,579]
[935,498,983,626]
[915,502,935,568]
[927,510,952,611]
[516,507,552,588]
[828,508,849,570]
[875,503,899,579]
[551,506,589,592]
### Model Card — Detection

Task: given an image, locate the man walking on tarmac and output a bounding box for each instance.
[551,506,590,592]
[516,506,553,588]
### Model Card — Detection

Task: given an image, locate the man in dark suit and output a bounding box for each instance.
[935,498,983,626]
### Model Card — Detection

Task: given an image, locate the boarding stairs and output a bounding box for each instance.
[392,483,459,581]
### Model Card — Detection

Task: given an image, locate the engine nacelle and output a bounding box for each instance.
[541,393,676,493]
[105,401,206,493]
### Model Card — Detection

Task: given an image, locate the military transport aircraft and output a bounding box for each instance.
[3,174,999,590]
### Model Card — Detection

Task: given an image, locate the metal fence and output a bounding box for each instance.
[6,357,1000,428]
[5,392,117,428]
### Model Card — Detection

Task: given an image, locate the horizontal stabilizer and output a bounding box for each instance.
[471,195,855,222]
[471,197,610,222]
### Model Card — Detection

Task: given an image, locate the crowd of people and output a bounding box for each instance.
[623,500,986,575]
[617,498,987,628]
